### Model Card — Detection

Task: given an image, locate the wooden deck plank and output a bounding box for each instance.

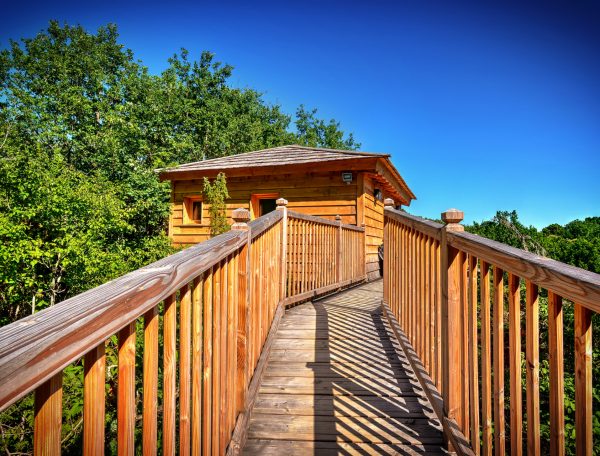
[241,281,444,455]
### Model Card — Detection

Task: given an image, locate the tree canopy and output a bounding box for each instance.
[0,21,359,325]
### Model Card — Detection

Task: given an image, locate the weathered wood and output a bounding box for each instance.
[227,303,284,455]
[163,293,177,456]
[384,207,443,241]
[34,372,63,456]
[526,281,540,455]
[117,322,136,456]
[383,301,475,456]
[243,282,446,455]
[0,229,247,411]
[191,276,203,456]
[441,209,465,445]
[467,255,479,455]
[243,440,447,456]
[493,266,505,455]
[447,230,600,313]
[142,307,158,456]
[574,303,592,456]
[548,291,564,456]
[84,343,105,455]
[203,270,214,456]
[480,262,492,456]
[179,285,192,456]
[508,273,522,456]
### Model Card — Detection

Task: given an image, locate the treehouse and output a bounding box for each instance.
[159,144,416,280]
[1,168,599,455]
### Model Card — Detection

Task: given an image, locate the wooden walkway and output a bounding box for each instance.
[242,280,446,455]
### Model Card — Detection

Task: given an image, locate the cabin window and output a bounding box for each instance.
[183,197,203,224]
[259,199,277,216]
[250,193,280,219]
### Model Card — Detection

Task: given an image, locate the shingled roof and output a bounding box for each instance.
[159,144,416,204]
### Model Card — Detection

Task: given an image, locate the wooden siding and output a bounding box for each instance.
[363,174,386,281]
[170,172,358,246]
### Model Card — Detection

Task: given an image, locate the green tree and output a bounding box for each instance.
[294,105,360,150]
[203,172,230,237]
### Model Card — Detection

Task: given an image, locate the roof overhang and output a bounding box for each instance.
[159,155,415,206]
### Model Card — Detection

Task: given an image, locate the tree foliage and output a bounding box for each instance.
[0,21,359,452]
[466,210,600,455]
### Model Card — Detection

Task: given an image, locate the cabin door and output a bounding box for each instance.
[250,193,279,219]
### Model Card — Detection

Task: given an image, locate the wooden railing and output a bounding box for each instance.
[0,198,366,454]
[285,211,366,306]
[383,199,600,456]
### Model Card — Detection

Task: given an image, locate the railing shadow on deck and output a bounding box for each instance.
[308,283,445,454]
[0,198,367,455]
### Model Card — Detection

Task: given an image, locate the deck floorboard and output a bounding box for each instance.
[242,280,446,455]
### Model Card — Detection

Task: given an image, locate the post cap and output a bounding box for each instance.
[232,208,250,223]
[384,198,395,208]
[441,208,464,225]
[276,198,288,207]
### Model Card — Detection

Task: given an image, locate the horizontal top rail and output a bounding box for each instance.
[384,206,600,313]
[384,207,443,240]
[248,209,283,239]
[447,230,600,313]
[287,210,365,231]
[0,229,248,411]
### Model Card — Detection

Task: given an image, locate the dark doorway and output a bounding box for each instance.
[259,198,277,216]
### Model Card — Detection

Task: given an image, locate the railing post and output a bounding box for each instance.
[335,215,342,285]
[276,199,288,301]
[231,208,251,418]
[383,199,394,304]
[441,208,465,450]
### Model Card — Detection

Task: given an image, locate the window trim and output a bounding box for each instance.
[250,193,280,219]
[183,196,204,224]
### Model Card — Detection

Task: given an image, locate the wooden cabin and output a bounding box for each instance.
[159,144,416,280]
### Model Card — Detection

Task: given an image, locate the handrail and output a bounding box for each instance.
[383,201,600,455]
[0,229,248,411]
[447,230,600,313]
[0,199,367,454]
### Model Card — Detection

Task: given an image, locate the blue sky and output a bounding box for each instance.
[2,0,599,228]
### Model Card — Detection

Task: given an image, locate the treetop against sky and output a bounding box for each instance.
[1,0,598,227]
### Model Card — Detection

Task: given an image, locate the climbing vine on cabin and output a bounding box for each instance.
[203,173,230,237]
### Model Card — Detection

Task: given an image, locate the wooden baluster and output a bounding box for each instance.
[163,293,177,456]
[468,256,480,455]
[219,259,229,454]
[192,276,204,456]
[440,208,465,449]
[424,236,431,374]
[526,281,540,455]
[180,284,192,456]
[143,306,158,456]
[84,343,106,455]
[461,251,470,437]
[212,262,222,456]
[574,303,592,456]
[203,269,214,456]
[493,266,505,454]
[227,252,237,439]
[336,215,342,285]
[435,240,442,391]
[118,322,136,456]
[34,372,63,456]
[508,273,522,456]
[480,261,492,456]
[548,291,564,456]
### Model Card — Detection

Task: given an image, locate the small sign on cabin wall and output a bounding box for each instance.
[342,172,353,184]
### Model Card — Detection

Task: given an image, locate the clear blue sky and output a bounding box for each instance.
[2,0,599,228]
